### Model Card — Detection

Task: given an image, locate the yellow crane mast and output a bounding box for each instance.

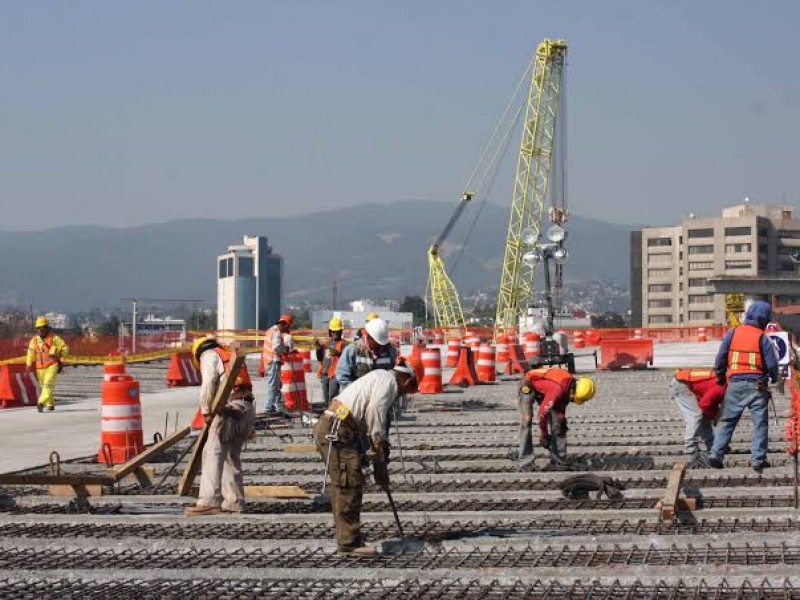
[495,39,567,331]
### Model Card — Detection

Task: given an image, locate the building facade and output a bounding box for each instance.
[217,235,283,331]
[632,202,800,327]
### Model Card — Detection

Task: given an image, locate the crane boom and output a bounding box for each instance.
[495,39,567,331]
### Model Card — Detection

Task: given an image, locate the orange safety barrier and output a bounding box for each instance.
[281,352,309,412]
[496,335,510,368]
[476,345,496,383]
[166,352,201,387]
[524,332,541,362]
[103,362,126,381]
[0,364,40,408]
[446,338,461,368]
[466,333,481,353]
[586,330,602,345]
[573,331,585,349]
[300,349,312,373]
[97,374,143,464]
[191,408,205,430]
[698,327,708,342]
[598,339,654,371]
[411,342,425,360]
[433,330,444,345]
[785,368,800,456]
[418,348,443,394]
[449,347,479,387]
[505,344,530,375]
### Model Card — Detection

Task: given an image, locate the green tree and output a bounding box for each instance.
[399,295,427,325]
[96,316,120,336]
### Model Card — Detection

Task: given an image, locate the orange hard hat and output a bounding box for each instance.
[395,355,425,384]
[278,314,293,327]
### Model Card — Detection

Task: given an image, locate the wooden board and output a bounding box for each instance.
[177,354,245,496]
[48,484,104,498]
[244,485,309,499]
[0,473,116,486]
[660,461,688,520]
[110,466,156,487]
[112,426,191,480]
[282,445,317,454]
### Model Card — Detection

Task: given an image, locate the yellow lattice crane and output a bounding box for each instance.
[495,39,568,332]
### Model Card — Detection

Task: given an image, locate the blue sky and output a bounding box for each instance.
[1,1,798,230]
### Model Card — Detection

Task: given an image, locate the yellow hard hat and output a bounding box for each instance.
[328,317,343,332]
[35,317,48,328]
[191,336,218,367]
[366,312,379,322]
[573,377,596,405]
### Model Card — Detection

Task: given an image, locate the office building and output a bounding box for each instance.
[632,201,800,327]
[217,235,283,331]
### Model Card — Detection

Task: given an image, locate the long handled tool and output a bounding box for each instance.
[381,484,404,538]
[312,419,340,510]
[393,405,409,483]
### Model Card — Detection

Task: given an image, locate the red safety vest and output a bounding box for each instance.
[214,347,253,398]
[674,369,715,384]
[525,367,573,396]
[727,324,764,378]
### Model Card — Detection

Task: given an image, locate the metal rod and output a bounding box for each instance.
[382,485,404,538]
[152,442,194,494]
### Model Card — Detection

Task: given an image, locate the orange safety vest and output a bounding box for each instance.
[30,334,58,369]
[214,347,253,398]
[674,369,716,384]
[317,338,346,379]
[726,324,765,378]
[525,367,573,395]
[261,325,283,364]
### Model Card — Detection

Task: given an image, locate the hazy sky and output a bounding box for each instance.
[1,1,798,231]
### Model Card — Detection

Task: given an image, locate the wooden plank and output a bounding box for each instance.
[178,353,245,496]
[282,445,317,454]
[109,466,156,487]
[48,484,104,498]
[112,426,191,480]
[244,485,309,499]
[0,473,116,486]
[660,461,688,520]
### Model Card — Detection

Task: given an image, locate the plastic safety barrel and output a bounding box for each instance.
[103,362,126,382]
[300,349,312,373]
[476,345,496,383]
[573,331,586,349]
[282,352,309,412]
[97,374,143,464]
[446,338,461,368]
[418,348,443,394]
[496,335,510,367]
[524,331,541,362]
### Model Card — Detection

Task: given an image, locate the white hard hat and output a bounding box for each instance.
[365,317,390,345]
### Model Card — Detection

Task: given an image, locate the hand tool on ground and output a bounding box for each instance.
[312,418,340,510]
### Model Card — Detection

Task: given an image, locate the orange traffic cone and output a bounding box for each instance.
[505,344,530,375]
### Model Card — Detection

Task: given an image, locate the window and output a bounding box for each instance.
[647,237,672,247]
[688,277,707,288]
[759,244,768,254]
[648,299,672,308]
[648,252,672,263]
[218,256,233,279]
[688,244,714,255]
[648,283,672,293]
[725,260,752,270]
[648,315,673,324]
[689,261,713,271]
[778,230,800,239]
[688,228,714,238]
[647,268,672,278]
[238,256,254,278]
[725,243,752,253]
[688,294,713,305]
[758,228,769,238]
[725,226,751,236]
[689,311,714,321]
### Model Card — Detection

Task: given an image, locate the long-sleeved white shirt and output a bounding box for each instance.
[335,369,398,442]
[198,351,225,415]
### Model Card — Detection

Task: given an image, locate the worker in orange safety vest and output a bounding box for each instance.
[261,314,294,416]
[315,317,348,407]
[670,369,726,467]
[26,317,69,413]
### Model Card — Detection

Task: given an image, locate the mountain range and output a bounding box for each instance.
[0,200,635,311]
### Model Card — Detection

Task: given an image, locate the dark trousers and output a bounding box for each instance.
[320,376,340,408]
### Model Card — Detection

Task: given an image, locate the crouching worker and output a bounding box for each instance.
[185,337,256,516]
[671,369,726,467]
[518,368,595,469]
[314,355,424,555]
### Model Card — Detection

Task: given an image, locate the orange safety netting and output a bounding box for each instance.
[785,368,800,456]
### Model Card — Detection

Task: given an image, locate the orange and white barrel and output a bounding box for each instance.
[524,331,541,361]
[467,333,481,353]
[103,362,126,382]
[697,327,707,342]
[496,335,510,367]
[300,349,312,373]
[283,352,309,412]
[476,345,496,383]
[418,348,443,394]
[633,329,643,340]
[433,330,444,345]
[446,338,461,368]
[573,331,585,349]
[97,374,143,464]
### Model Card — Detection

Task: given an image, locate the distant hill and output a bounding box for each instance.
[0,200,635,311]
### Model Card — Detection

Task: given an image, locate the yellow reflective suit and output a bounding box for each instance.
[26,333,69,408]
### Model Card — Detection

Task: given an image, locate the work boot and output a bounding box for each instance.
[44,406,55,412]
[338,545,378,556]
[752,460,771,474]
[708,457,724,469]
[184,505,223,516]
[36,404,43,413]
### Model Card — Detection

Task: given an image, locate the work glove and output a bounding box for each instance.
[372,459,390,487]
[368,438,391,464]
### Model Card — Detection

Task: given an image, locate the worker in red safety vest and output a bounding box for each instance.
[518,367,595,469]
[261,314,294,416]
[26,317,69,413]
[186,337,255,516]
[315,317,348,407]
[670,369,726,467]
[709,300,779,473]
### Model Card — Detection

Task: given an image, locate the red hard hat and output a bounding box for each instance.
[278,314,294,327]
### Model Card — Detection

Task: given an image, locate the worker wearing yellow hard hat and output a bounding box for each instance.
[26,317,69,413]
[517,367,595,469]
[314,316,348,407]
[366,312,379,322]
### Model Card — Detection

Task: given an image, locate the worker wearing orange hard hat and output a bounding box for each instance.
[314,355,423,555]
[262,314,294,416]
[26,317,69,413]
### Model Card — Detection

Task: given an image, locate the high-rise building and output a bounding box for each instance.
[632,202,800,327]
[217,235,283,331]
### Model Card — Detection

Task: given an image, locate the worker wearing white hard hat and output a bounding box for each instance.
[335,317,397,389]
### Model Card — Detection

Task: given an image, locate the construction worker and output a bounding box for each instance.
[315,317,348,407]
[26,317,69,413]
[262,314,293,415]
[314,356,424,554]
[366,312,379,323]
[185,337,255,516]
[709,300,779,473]
[336,317,397,389]
[670,369,726,466]
[518,367,595,469]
